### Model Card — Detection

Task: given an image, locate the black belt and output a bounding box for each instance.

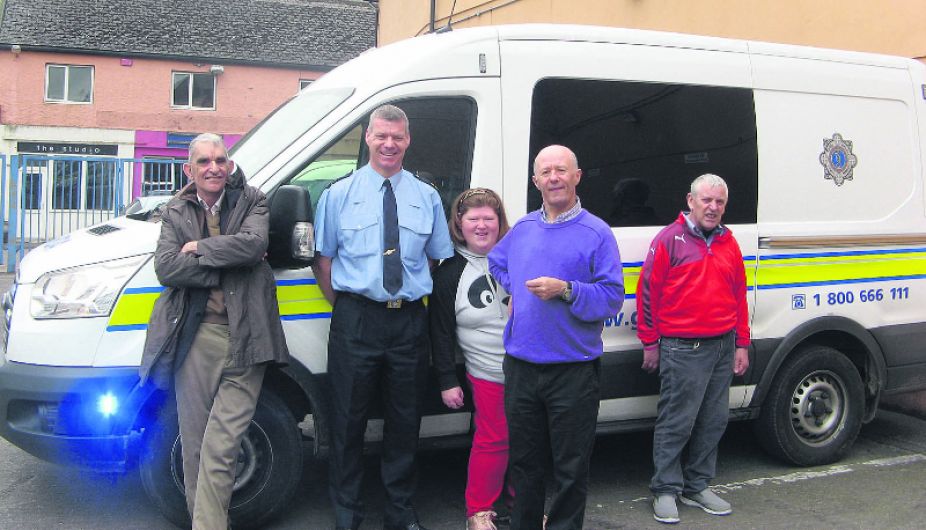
[336,291,423,309]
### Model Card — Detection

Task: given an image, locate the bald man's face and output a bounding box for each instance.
[532,146,582,217]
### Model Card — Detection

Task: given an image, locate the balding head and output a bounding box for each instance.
[532,144,582,219]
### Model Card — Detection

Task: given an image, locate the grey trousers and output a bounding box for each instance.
[175,322,266,530]
[650,333,734,496]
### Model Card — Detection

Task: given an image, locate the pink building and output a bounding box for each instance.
[0,0,376,204]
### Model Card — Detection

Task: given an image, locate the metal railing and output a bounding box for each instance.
[2,155,184,271]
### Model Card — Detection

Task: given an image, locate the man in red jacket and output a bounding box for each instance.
[636,173,750,524]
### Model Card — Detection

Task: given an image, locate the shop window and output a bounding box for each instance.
[86,161,116,210]
[52,160,81,210]
[143,158,186,195]
[47,159,119,211]
[172,72,215,110]
[23,160,44,210]
[45,65,93,104]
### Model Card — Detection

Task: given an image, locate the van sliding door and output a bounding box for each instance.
[500,39,758,423]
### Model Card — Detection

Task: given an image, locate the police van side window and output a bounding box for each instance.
[379,97,477,218]
[289,97,476,217]
[290,124,363,213]
[528,78,758,226]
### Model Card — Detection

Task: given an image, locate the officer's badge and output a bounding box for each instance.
[819,133,858,186]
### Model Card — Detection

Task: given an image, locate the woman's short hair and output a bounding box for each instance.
[448,187,510,246]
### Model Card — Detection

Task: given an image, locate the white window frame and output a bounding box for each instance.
[171,72,216,110]
[141,156,186,195]
[45,64,94,104]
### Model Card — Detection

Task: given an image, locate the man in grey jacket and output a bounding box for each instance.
[140,133,289,530]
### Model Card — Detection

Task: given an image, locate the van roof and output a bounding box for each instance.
[314,24,915,94]
[492,24,913,67]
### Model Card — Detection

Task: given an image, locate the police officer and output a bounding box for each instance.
[313,104,453,530]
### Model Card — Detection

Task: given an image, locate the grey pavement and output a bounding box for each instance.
[3,409,925,529]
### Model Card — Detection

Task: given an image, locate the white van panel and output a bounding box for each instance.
[597,385,751,423]
[752,52,922,231]
[273,268,332,375]
[499,39,757,357]
[6,284,108,366]
[91,260,160,367]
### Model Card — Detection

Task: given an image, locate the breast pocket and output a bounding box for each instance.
[339,214,379,258]
[399,215,432,262]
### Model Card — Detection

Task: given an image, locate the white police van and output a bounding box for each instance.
[2,25,926,527]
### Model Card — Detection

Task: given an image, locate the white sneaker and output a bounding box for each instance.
[652,494,680,524]
[679,489,732,516]
[466,511,497,530]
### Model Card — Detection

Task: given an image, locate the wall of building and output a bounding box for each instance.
[0,50,321,134]
[0,49,322,202]
[379,0,926,59]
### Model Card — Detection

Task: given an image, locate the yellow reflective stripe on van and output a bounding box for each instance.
[107,248,916,332]
[622,256,759,300]
[756,247,926,289]
[626,248,924,296]
[276,279,332,321]
[107,287,164,331]
[623,265,641,299]
[106,280,333,332]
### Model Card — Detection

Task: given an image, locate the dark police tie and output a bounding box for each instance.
[382,179,402,295]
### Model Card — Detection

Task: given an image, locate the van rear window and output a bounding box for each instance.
[529,78,758,226]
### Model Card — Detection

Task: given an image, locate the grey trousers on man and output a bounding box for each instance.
[175,322,266,530]
[650,333,734,495]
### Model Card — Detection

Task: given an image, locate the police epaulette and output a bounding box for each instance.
[414,171,439,190]
[323,171,355,190]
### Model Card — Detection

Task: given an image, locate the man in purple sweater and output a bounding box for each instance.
[488,145,624,530]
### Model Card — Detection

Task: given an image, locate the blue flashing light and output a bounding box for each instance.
[97,392,119,418]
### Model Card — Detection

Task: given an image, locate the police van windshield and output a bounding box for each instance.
[229,87,354,178]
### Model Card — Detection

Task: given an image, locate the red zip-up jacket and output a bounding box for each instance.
[636,213,751,348]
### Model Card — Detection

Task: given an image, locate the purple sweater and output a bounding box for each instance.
[488,209,625,363]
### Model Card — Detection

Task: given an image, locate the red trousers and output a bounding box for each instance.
[465,373,513,516]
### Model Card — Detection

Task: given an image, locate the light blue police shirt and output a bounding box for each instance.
[314,164,453,302]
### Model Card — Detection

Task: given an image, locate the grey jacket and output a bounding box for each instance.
[139,168,289,390]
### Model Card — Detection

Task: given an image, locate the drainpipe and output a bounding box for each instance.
[430,0,436,33]
[367,1,380,47]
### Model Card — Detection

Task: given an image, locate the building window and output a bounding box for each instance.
[299,79,313,91]
[45,158,119,211]
[142,157,186,195]
[52,160,82,210]
[45,65,93,103]
[23,160,45,210]
[86,161,116,210]
[172,72,215,109]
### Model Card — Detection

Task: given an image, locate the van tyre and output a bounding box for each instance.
[755,345,864,466]
[139,388,303,529]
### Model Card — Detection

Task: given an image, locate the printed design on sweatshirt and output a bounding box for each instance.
[467,275,510,308]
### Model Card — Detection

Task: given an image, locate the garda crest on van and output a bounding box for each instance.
[819,133,858,186]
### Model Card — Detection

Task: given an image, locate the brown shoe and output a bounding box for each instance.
[466,511,498,530]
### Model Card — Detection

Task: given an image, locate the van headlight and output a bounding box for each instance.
[30,255,149,319]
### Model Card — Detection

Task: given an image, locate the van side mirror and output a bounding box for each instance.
[268,185,315,268]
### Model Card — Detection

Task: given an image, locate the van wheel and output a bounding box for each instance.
[755,345,864,466]
[139,388,303,529]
